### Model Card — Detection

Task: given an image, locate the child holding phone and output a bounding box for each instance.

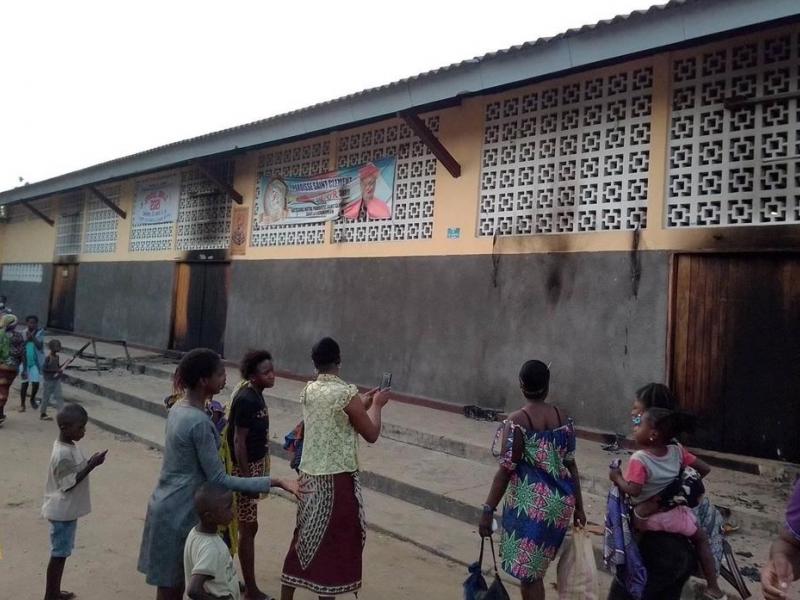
[41,404,108,600]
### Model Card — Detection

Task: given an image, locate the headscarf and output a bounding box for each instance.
[1,314,17,331]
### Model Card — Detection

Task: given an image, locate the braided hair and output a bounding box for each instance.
[644,407,696,441]
[635,383,676,411]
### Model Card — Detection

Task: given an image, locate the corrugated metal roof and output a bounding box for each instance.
[2,0,799,205]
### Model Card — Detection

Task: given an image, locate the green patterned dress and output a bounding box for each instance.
[492,419,577,581]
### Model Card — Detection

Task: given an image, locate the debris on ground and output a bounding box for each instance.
[739,565,761,582]
[462,405,501,421]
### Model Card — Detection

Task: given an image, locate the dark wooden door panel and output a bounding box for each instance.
[186,265,206,350]
[671,254,800,462]
[48,265,78,331]
[171,263,229,356]
[199,263,229,356]
[720,256,800,461]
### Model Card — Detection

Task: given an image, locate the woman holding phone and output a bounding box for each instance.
[280,337,391,600]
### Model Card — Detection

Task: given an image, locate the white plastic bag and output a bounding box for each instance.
[557,528,599,600]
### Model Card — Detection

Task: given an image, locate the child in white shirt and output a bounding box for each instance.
[41,404,107,600]
[184,483,240,600]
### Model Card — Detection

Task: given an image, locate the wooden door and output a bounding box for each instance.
[670,254,800,462]
[171,263,229,355]
[48,264,78,331]
[198,263,229,354]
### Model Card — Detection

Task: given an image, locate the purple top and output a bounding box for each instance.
[787,480,800,541]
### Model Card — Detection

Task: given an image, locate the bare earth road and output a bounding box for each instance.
[0,413,466,599]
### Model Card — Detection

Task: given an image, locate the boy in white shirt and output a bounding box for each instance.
[41,404,107,600]
[184,483,240,600]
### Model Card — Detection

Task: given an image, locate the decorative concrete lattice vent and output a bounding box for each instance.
[1,263,43,283]
[84,185,120,254]
[667,28,800,228]
[479,66,653,236]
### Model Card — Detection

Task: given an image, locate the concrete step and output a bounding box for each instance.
[58,361,788,543]
[58,336,800,481]
[58,366,604,526]
[53,382,479,557]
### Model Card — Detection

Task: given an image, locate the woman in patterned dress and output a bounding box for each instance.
[280,337,391,600]
[479,360,586,600]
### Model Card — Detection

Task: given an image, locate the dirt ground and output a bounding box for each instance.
[1,404,778,600]
[0,411,466,599]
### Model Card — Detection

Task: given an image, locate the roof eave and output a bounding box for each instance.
[2,0,799,205]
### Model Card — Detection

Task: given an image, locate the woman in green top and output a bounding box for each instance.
[280,337,390,600]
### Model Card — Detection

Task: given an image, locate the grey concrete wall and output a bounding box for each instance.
[74,261,174,349]
[225,251,670,433]
[0,263,52,323]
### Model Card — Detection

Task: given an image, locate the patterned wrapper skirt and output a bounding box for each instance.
[281,472,365,595]
[232,458,267,524]
[0,364,18,408]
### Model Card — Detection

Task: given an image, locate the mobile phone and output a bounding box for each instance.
[379,372,392,390]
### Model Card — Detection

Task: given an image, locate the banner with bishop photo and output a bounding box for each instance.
[133,175,181,225]
[255,157,396,226]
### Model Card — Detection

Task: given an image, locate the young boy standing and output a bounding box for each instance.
[41,404,107,600]
[40,340,64,421]
[184,483,241,600]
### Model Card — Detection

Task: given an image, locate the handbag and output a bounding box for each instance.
[658,466,705,509]
[463,537,510,600]
[283,420,304,472]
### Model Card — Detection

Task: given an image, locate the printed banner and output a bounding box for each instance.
[230,205,249,255]
[255,157,396,226]
[133,175,181,225]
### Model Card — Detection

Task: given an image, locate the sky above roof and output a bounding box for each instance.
[0,0,658,193]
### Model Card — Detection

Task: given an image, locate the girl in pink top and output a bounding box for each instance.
[609,408,726,600]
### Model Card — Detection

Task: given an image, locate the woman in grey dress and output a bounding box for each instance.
[138,348,301,600]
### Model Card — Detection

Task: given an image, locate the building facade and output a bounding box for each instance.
[2,1,799,461]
